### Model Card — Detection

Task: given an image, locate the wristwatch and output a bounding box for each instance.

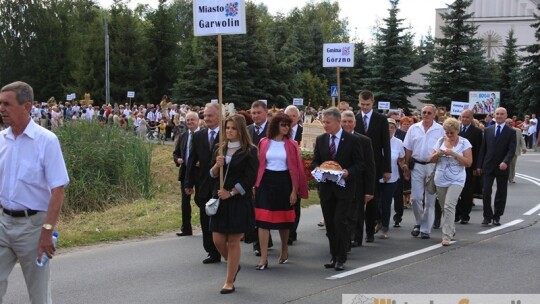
[229,191,235,197]
[42,224,54,231]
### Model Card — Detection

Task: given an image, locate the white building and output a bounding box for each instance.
[406,0,539,109]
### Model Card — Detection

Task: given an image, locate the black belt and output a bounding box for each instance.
[413,158,430,165]
[2,208,39,217]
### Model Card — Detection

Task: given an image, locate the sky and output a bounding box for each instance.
[97,0,452,44]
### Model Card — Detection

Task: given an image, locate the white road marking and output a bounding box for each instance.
[524,203,540,215]
[477,219,524,235]
[327,241,456,280]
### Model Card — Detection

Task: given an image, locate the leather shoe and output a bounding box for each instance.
[460,220,469,224]
[220,286,235,294]
[176,231,192,236]
[350,240,359,248]
[324,259,336,269]
[334,262,345,271]
[481,219,491,226]
[365,235,374,243]
[493,219,501,226]
[202,255,221,264]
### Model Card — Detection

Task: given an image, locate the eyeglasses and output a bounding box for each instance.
[279,123,290,128]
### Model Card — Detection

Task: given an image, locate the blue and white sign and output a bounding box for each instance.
[378,101,390,110]
[323,43,354,68]
[66,93,76,101]
[193,0,246,36]
[293,98,304,106]
[450,101,469,116]
[127,91,135,98]
[330,86,338,98]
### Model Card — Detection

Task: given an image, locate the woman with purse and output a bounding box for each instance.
[429,118,472,246]
[209,114,258,294]
[254,113,309,270]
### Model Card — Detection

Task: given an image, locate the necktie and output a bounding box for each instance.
[329,135,336,159]
[188,131,193,152]
[495,125,501,139]
[363,115,369,132]
[255,125,261,135]
[461,126,467,134]
[209,130,216,147]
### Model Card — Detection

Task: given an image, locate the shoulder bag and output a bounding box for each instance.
[205,162,230,216]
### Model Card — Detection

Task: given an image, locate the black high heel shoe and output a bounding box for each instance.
[233,265,241,282]
[255,261,268,270]
[278,256,289,264]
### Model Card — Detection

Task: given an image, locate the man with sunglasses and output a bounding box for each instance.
[403,105,444,239]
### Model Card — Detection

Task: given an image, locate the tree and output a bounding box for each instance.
[516,2,540,115]
[416,28,435,67]
[423,0,491,107]
[366,0,414,110]
[498,29,520,115]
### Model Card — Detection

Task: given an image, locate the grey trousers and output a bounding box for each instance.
[0,211,52,304]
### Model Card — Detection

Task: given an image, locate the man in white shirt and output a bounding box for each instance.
[529,113,537,151]
[403,104,444,239]
[0,81,70,304]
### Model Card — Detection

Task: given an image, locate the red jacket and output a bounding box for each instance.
[256,137,309,199]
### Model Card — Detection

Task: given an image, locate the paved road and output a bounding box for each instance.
[5,153,540,304]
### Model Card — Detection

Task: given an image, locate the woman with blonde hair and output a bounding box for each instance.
[429,118,473,246]
[210,114,258,294]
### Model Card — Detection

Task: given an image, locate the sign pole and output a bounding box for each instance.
[218,34,224,189]
[336,67,341,105]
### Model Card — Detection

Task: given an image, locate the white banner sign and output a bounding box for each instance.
[469,91,500,115]
[293,98,304,106]
[211,99,219,104]
[193,0,246,36]
[127,91,135,98]
[66,93,76,101]
[378,101,390,110]
[323,43,354,68]
[450,101,469,116]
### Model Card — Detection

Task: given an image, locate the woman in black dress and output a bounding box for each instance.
[210,114,258,294]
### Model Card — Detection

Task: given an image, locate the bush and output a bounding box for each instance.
[55,121,153,214]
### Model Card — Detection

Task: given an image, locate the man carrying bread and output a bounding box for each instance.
[311,107,363,271]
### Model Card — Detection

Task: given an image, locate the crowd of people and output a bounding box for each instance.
[170,92,537,294]
[1,79,538,300]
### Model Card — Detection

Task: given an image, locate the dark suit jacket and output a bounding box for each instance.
[395,129,406,141]
[354,131,375,197]
[354,111,391,179]
[248,122,268,145]
[173,130,189,182]
[293,125,303,144]
[185,128,220,205]
[460,124,483,170]
[477,124,516,174]
[311,131,363,201]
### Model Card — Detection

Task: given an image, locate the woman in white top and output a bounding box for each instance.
[375,118,407,239]
[254,113,308,269]
[429,118,473,246]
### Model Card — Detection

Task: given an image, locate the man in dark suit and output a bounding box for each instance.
[173,111,199,236]
[477,107,516,226]
[246,100,272,255]
[456,109,483,224]
[354,91,391,242]
[312,107,363,271]
[341,111,375,248]
[185,103,221,264]
[285,105,303,245]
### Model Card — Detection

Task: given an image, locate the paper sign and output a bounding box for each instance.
[378,101,390,110]
[127,91,135,98]
[323,43,354,68]
[293,98,304,106]
[450,101,469,116]
[193,0,246,36]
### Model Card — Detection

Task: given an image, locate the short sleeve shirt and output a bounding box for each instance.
[433,136,472,187]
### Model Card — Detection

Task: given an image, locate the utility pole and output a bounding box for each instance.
[104,12,110,105]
